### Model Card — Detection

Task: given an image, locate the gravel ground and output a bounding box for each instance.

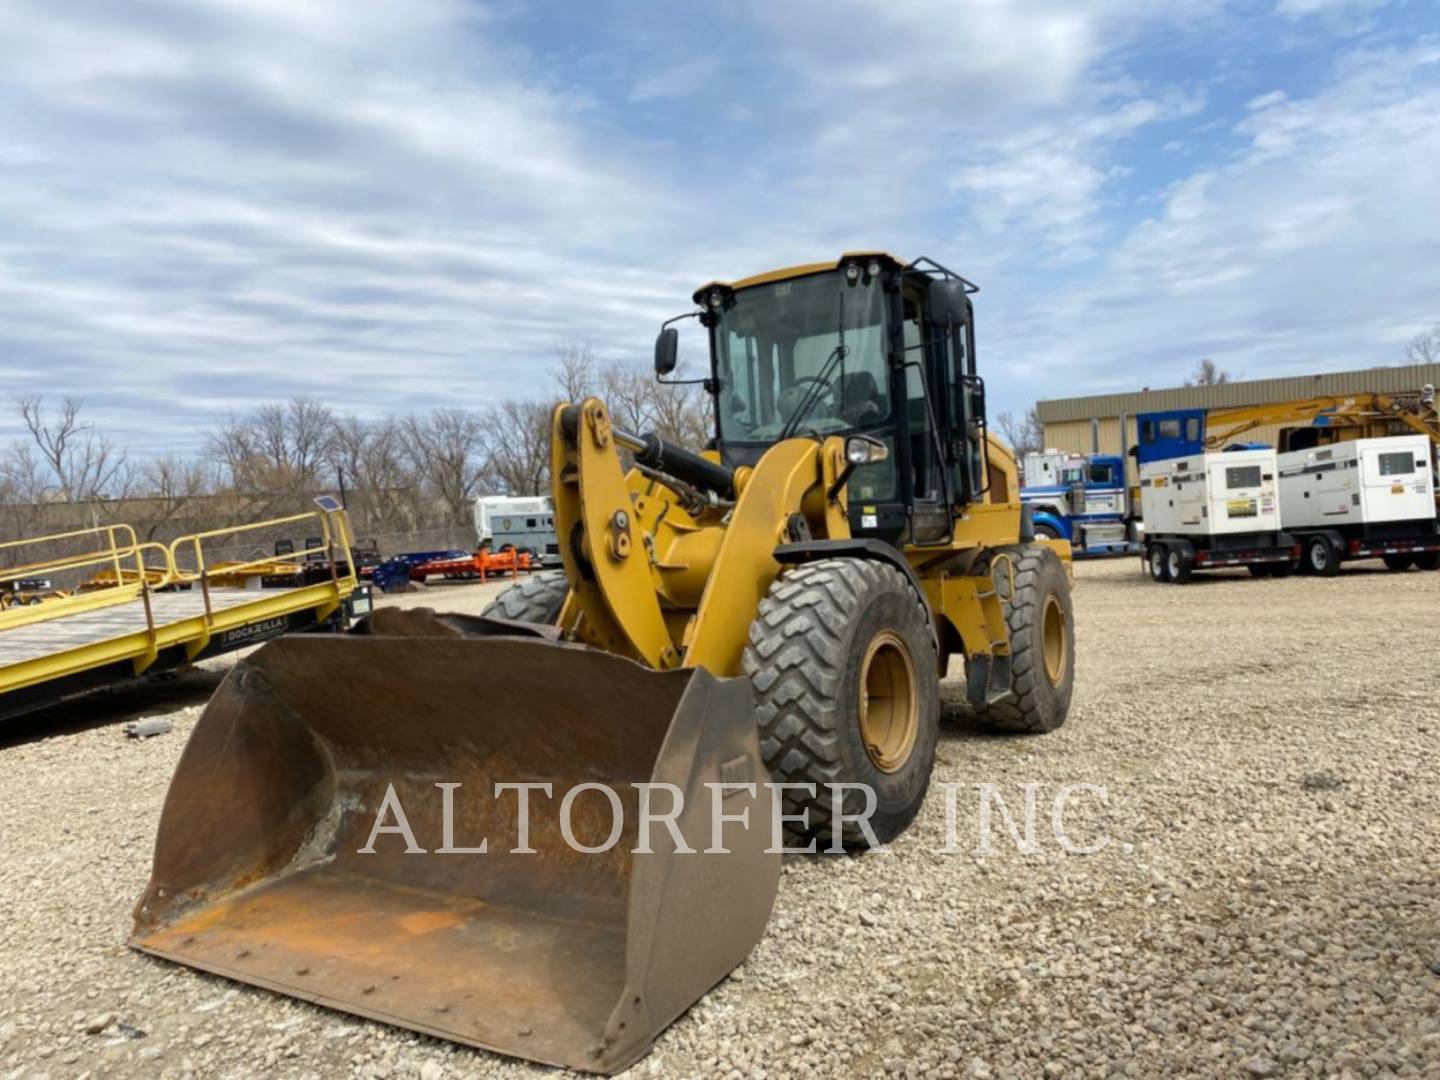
[2,560,1438,1079]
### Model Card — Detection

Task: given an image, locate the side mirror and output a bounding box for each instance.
[654,327,679,377]
[929,279,971,327]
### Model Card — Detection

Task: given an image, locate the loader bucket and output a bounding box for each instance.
[131,612,779,1074]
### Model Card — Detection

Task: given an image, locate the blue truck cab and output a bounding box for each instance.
[1134,408,1208,464]
[1020,450,1137,556]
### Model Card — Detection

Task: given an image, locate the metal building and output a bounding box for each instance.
[1035,361,1440,482]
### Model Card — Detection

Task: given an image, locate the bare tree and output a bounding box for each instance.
[1406,323,1440,365]
[482,400,552,496]
[648,379,712,446]
[14,395,128,503]
[996,406,1043,458]
[0,443,48,539]
[401,408,490,522]
[596,362,655,435]
[133,455,214,540]
[204,397,335,515]
[1185,358,1232,387]
[328,415,421,535]
[551,340,596,401]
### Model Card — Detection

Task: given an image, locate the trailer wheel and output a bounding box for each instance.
[744,558,939,848]
[1305,534,1340,577]
[1415,552,1440,571]
[967,545,1075,735]
[481,570,569,624]
[1147,543,1171,583]
[1166,547,1193,584]
[1382,553,1415,572]
[1248,563,1273,578]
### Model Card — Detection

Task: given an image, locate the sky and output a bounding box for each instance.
[1,0,1438,454]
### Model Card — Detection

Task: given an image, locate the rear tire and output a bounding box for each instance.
[968,545,1075,734]
[480,570,569,624]
[1166,547,1193,584]
[1415,551,1440,571]
[1148,543,1171,583]
[1248,563,1273,578]
[1383,553,1415,572]
[1305,534,1340,577]
[743,558,939,848]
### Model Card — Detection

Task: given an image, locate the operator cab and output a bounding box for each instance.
[655,253,988,547]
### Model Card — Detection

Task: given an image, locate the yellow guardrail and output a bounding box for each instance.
[0,507,356,633]
[1,506,360,704]
[167,508,357,624]
[0,525,175,626]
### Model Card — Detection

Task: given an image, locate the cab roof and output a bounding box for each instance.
[691,251,906,305]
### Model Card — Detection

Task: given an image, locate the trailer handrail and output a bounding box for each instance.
[166,508,356,628]
[0,524,175,591]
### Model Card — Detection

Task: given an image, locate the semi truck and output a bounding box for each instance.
[1020,450,1139,555]
[1276,434,1440,574]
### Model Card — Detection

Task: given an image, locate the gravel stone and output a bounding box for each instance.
[1,562,1436,1076]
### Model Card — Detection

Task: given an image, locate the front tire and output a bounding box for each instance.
[968,545,1075,734]
[480,570,569,624]
[1034,523,1062,542]
[744,558,939,848]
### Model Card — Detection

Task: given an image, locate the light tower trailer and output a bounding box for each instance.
[1277,434,1439,575]
[1139,447,1298,583]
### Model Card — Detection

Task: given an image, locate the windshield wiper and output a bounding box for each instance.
[778,294,847,441]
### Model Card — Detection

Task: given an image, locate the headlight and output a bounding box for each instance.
[708,290,724,310]
[845,435,889,465]
[866,259,881,278]
[844,263,861,283]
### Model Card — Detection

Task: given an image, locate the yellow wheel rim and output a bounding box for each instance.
[1042,594,1068,687]
[859,630,919,773]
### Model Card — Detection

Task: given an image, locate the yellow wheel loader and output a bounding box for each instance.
[132,252,1076,1074]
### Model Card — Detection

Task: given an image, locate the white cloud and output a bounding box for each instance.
[1274,0,1385,18]
[1245,89,1288,110]
[0,0,684,450]
[0,0,1434,454]
[629,57,721,103]
[1011,39,1440,391]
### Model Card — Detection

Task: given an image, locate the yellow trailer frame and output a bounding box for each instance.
[0,508,362,721]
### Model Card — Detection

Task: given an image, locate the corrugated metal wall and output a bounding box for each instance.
[1034,361,1439,486]
[1035,362,1440,425]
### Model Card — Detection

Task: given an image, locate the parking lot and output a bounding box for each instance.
[1,558,1437,1078]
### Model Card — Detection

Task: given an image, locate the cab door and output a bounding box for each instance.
[898,287,952,542]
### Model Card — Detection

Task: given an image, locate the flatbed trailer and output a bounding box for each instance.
[0,506,370,722]
[410,547,533,582]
